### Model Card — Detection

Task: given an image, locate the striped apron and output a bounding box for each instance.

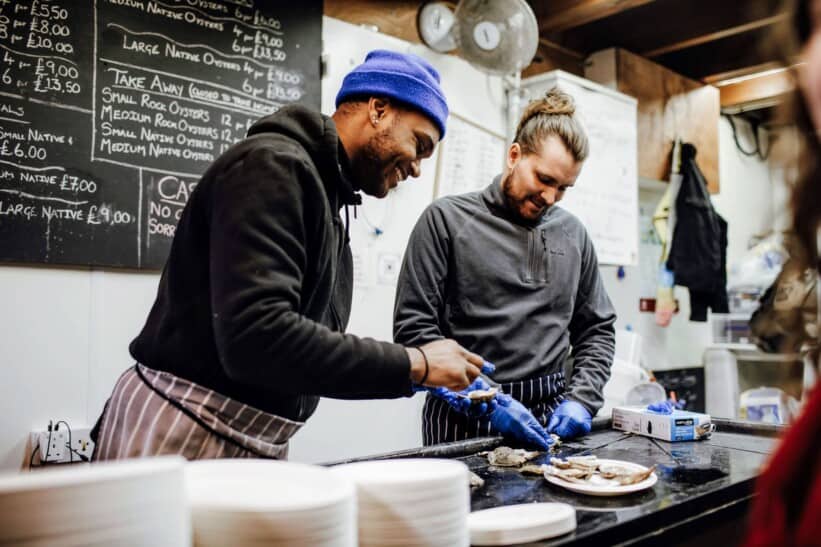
[92,364,303,461]
[422,371,565,445]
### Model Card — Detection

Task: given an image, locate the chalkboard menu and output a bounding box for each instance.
[0,0,321,268]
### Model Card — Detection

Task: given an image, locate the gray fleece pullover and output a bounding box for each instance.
[393,178,616,415]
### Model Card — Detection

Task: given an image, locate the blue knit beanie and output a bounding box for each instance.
[335,49,449,138]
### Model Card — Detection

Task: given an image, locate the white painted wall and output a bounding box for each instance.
[0,17,781,469]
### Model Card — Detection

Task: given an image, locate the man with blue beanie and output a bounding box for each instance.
[92,50,492,462]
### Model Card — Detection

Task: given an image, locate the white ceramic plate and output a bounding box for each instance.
[186,459,354,512]
[468,502,576,545]
[331,458,468,489]
[543,458,657,496]
[0,456,189,546]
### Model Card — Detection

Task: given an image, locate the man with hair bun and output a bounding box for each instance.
[394,87,616,447]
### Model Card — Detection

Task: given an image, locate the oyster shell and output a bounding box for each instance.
[486,446,541,467]
[467,387,499,403]
[520,464,547,476]
[544,465,594,484]
[469,471,485,488]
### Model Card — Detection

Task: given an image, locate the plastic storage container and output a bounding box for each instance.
[704,348,739,418]
[739,387,799,424]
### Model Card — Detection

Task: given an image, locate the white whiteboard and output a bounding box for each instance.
[434,114,506,198]
[521,71,639,266]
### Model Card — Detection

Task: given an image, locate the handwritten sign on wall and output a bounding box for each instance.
[434,114,506,199]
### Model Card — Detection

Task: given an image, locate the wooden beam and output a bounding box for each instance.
[642,13,788,58]
[653,25,780,81]
[556,0,786,56]
[324,0,422,45]
[703,62,786,85]
[523,40,586,78]
[718,69,794,108]
[535,0,655,33]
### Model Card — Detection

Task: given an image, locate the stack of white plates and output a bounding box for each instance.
[185,459,355,547]
[0,456,189,547]
[332,458,470,547]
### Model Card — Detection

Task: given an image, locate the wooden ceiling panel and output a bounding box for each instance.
[324,0,422,45]
[653,25,780,81]
[532,0,655,33]
[545,0,785,57]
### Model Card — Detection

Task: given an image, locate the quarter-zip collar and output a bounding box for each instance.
[481,175,553,228]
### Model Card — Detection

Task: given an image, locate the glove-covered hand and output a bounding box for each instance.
[547,400,592,439]
[430,377,498,417]
[413,362,498,418]
[489,394,553,450]
[647,399,685,414]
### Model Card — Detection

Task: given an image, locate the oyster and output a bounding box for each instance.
[597,463,630,479]
[544,465,594,484]
[614,465,656,486]
[485,446,542,467]
[467,387,499,403]
[520,464,547,476]
[469,471,485,488]
[550,455,598,473]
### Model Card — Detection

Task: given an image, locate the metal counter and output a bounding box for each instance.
[326,417,781,546]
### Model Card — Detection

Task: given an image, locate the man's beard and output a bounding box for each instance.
[501,172,545,222]
[351,121,399,198]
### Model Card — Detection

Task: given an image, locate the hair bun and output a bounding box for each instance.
[513,86,588,162]
[542,88,575,115]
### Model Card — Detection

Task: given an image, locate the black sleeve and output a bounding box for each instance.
[209,145,412,399]
[565,230,617,415]
[393,203,451,346]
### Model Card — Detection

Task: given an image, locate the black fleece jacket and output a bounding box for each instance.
[130,105,412,422]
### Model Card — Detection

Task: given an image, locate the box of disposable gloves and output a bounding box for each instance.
[611,406,714,442]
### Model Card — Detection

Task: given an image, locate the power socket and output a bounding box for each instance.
[30,424,95,465]
[38,428,67,463]
[68,427,94,462]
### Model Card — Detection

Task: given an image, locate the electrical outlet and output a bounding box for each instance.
[68,427,94,462]
[30,424,95,465]
[38,428,67,463]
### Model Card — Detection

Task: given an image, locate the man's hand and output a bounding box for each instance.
[489,393,553,450]
[547,400,592,439]
[406,339,486,391]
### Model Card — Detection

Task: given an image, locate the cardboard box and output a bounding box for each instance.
[612,406,713,442]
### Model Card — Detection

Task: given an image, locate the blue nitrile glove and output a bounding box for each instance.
[480,361,496,375]
[412,361,498,417]
[489,393,553,450]
[547,400,592,439]
[430,377,498,417]
[647,399,686,414]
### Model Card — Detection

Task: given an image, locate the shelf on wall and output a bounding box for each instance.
[706,343,803,362]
